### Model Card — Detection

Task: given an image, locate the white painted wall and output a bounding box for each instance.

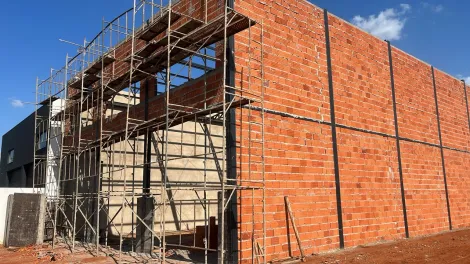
[0,188,37,245]
[45,99,64,199]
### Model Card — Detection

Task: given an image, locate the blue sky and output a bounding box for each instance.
[0,0,468,147]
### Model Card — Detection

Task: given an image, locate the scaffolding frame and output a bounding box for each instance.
[33,1,266,263]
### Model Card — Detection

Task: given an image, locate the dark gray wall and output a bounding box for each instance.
[0,105,49,187]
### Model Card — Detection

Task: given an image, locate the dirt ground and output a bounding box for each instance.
[306,229,470,264]
[1,229,470,263]
[0,242,207,263]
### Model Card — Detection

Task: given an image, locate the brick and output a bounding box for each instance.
[445,149,470,228]
[62,0,470,262]
[400,141,449,236]
[338,129,405,247]
[434,69,470,151]
[392,48,439,144]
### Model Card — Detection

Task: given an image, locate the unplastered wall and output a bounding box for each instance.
[235,0,337,261]
[233,0,470,262]
[101,121,223,236]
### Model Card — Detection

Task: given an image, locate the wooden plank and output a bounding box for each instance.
[68,74,100,89]
[135,40,160,58]
[85,55,115,75]
[285,196,306,262]
[83,74,100,87]
[138,10,182,41]
[135,19,204,59]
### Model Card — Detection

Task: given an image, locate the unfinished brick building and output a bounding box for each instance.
[33,0,470,263]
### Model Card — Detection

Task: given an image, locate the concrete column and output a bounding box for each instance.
[136,196,154,253]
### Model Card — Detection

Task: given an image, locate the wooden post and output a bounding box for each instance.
[285,196,306,262]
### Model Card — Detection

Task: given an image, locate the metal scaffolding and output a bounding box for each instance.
[33,0,265,263]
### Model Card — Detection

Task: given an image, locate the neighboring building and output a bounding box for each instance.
[0,101,62,188]
[0,110,38,187]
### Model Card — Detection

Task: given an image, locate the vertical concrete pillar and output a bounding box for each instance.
[217,191,223,263]
[136,196,154,253]
[137,77,155,253]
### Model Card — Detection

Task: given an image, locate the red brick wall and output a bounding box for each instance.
[445,149,470,228]
[392,48,439,144]
[233,0,470,262]
[434,69,470,151]
[234,1,334,262]
[236,113,338,261]
[329,16,394,135]
[337,129,404,247]
[235,0,330,122]
[467,83,470,119]
[400,142,449,236]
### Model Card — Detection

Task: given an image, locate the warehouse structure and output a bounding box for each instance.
[33,0,470,263]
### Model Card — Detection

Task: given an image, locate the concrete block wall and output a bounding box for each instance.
[234,0,470,262]
[61,121,223,240]
[100,122,223,235]
[0,188,36,245]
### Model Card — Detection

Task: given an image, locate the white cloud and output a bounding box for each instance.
[434,5,444,12]
[351,4,411,41]
[400,4,412,12]
[421,2,444,13]
[457,75,470,84]
[10,99,25,108]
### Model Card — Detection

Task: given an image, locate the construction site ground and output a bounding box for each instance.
[306,228,470,264]
[1,228,470,263]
